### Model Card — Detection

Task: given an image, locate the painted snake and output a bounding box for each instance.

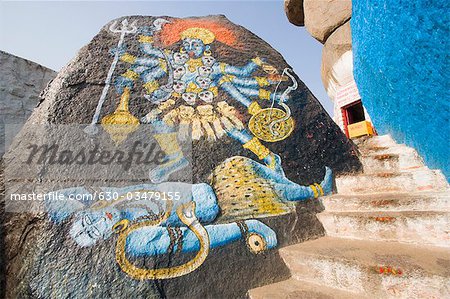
[114,201,210,280]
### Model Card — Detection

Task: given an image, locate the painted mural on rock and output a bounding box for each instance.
[45,16,334,281]
[2,15,361,298]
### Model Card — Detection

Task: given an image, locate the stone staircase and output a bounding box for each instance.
[248,135,450,298]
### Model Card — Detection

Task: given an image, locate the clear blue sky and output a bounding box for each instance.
[0,0,333,115]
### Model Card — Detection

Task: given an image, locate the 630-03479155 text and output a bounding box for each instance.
[9,191,182,201]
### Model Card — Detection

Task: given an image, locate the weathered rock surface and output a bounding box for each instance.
[284,0,305,26]
[304,0,352,43]
[320,21,352,97]
[2,15,361,298]
[0,51,56,155]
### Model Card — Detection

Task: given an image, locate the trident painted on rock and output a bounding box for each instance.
[84,18,138,135]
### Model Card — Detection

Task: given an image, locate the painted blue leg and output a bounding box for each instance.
[125,219,277,257]
[227,157,332,200]
[321,166,333,195]
[274,167,333,201]
[140,120,189,183]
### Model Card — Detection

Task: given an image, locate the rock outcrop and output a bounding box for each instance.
[320,21,352,99]
[2,15,361,298]
[303,0,352,43]
[0,51,56,155]
[284,0,363,135]
[284,0,305,26]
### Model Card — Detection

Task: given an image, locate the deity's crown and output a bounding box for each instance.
[180,27,215,45]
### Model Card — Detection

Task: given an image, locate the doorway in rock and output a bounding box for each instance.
[342,100,374,138]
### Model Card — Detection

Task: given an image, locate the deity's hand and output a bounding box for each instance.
[268,74,289,83]
[146,89,171,104]
[252,57,279,75]
[251,57,265,66]
[262,63,279,75]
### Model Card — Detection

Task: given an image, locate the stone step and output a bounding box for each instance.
[320,191,450,212]
[317,211,450,247]
[361,152,401,173]
[280,237,450,298]
[358,142,406,155]
[336,170,448,194]
[361,147,426,174]
[247,277,361,299]
[354,135,397,150]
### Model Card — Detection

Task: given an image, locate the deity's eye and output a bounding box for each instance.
[83,214,93,225]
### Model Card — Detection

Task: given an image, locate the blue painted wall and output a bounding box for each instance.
[351,0,449,180]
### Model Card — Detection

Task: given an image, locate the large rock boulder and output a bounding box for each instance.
[2,15,361,298]
[352,0,449,180]
[320,21,353,99]
[284,0,352,44]
[284,0,305,26]
[0,51,56,155]
[304,0,352,43]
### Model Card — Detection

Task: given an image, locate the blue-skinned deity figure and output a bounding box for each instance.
[106,18,296,183]
[45,156,333,279]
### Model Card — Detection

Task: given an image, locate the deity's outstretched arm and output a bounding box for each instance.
[219,81,253,107]
[234,86,285,103]
[114,62,167,95]
[230,77,271,88]
[140,42,166,58]
[213,57,263,77]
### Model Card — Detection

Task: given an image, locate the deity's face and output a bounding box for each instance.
[182,38,205,58]
[69,208,120,247]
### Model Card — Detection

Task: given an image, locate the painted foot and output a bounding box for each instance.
[149,155,189,183]
[320,166,333,196]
